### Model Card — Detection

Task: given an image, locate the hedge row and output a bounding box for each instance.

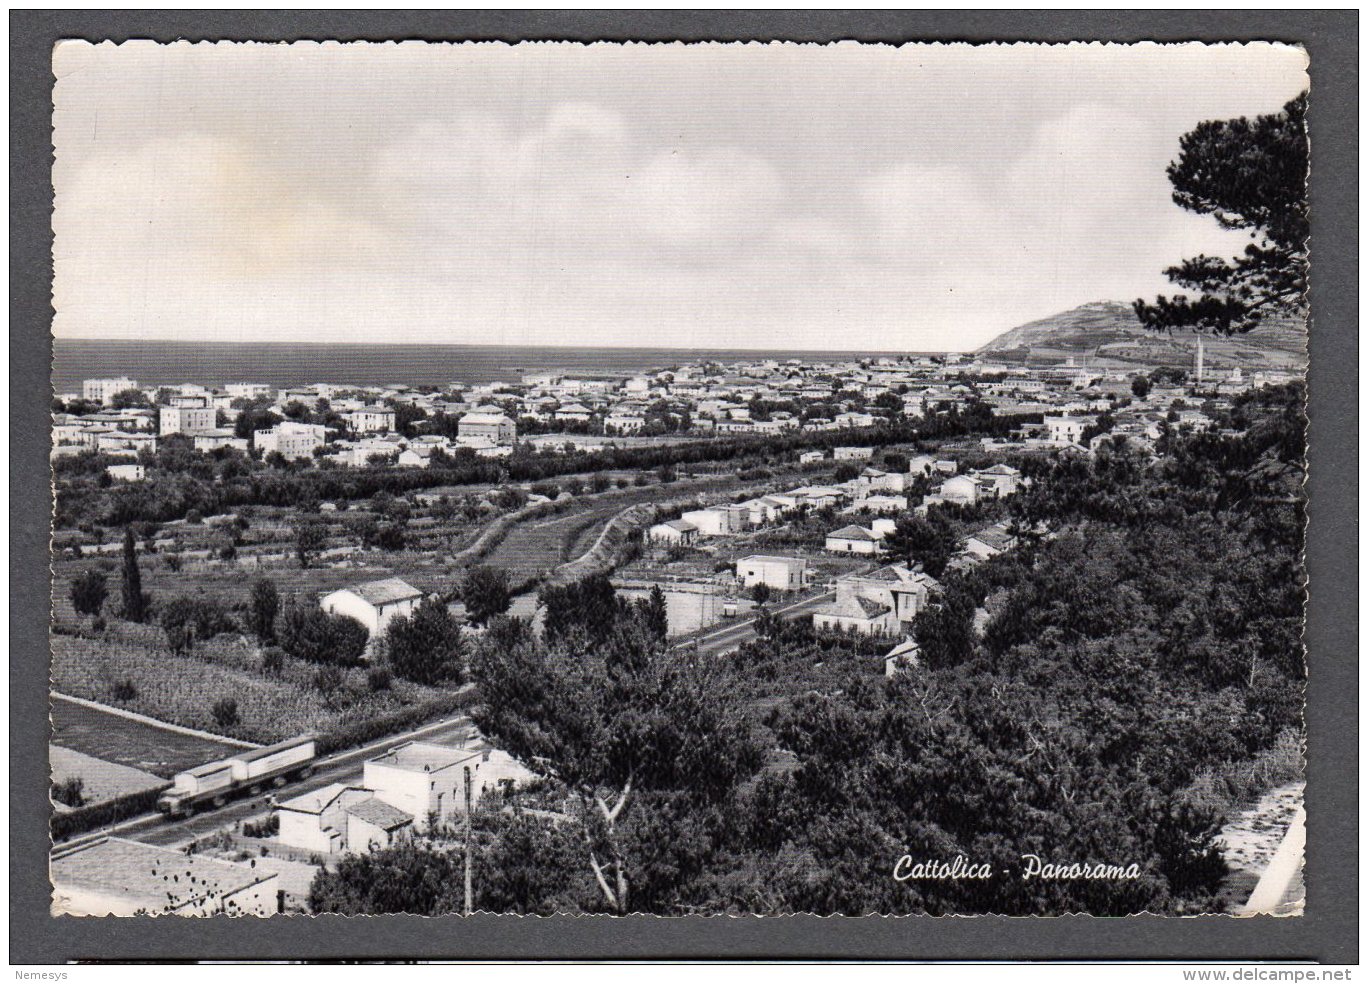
[314,689,480,757]
[50,784,170,841]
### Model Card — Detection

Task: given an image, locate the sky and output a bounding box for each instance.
[52,41,1308,352]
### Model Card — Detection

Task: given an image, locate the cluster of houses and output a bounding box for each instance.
[60,347,1273,485]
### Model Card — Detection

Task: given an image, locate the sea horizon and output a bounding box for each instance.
[53,337,950,393]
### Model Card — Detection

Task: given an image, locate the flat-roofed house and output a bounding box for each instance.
[1045,415,1090,445]
[736,555,808,591]
[680,505,748,537]
[106,463,145,482]
[345,407,397,435]
[255,421,327,461]
[50,836,279,917]
[859,494,908,514]
[193,429,249,453]
[321,577,423,639]
[361,742,532,833]
[159,405,217,436]
[833,446,874,461]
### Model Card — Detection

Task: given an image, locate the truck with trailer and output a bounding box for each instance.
[156,736,318,817]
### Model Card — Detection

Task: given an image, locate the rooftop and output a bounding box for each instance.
[277,782,351,814]
[51,837,274,914]
[828,525,879,541]
[343,798,414,831]
[367,741,478,774]
[343,577,423,607]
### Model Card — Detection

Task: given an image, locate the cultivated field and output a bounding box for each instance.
[51,628,461,747]
[50,696,241,778]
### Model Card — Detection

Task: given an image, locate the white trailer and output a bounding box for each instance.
[157,736,317,817]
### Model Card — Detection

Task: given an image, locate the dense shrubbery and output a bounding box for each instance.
[277,601,370,666]
[435,385,1304,917]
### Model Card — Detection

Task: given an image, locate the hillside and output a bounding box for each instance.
[977,301,1307,371]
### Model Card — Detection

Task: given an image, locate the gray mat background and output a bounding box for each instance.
[10,10,1358,964]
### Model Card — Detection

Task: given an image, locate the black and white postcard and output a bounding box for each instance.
[45,38,1312,924]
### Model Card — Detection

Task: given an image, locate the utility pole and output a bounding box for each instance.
[463,765,473,916]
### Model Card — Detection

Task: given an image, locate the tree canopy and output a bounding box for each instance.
[1135,93,1308,335]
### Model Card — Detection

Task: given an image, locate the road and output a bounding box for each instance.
[54,711,479,853]
[679,590,834,656]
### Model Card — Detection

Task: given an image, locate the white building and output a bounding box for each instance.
[105,463,145,482]
[274,783,413,856]
[884,637,922,677]
[82,377,138,406]
[680,505,749,537]
[833,446,874,461]
[1045,415,1091,445]
[736,555,808,592]
[647,519,699,546]
[825,525,884,555]
[320,577,423,640]
[193,429,250,453]
[255,421,327,461]
[362,743,530,833]
[345,407,397,435]
[159,405,217,436]
[458,411,516,445]
[50,837,279,917]
[813,564,938,636]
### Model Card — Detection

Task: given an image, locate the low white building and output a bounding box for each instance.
[736,555,808,592]
[321,577,423,640]
[648,519,699,546]
[884,638,922,677]
[680,505,748,537]
[825,525,884,555]
[193,429,250,453]
[833,446,874,461]
[458,411,516,445]
[274,783,413,855]
[106,463,146,482]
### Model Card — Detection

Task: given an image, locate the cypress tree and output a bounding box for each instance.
[120,527,146,622]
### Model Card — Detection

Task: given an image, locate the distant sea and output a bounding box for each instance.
[53,339,927,393]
